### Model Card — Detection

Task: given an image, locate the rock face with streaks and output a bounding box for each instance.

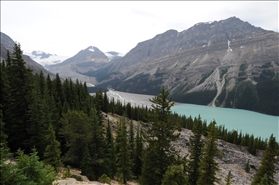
[90,17,279,115]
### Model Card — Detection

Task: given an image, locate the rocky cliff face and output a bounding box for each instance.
[90,17,279,115]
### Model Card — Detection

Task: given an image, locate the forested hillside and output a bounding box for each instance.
[1,43,278,184]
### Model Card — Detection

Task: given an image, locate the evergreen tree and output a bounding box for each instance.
[88,108,110,180]
[80,145,94,180]
[116,116,133,184]
[244,159,250,173]
[5,43,33,152]
[27,79,52,158]
[186,115,204,185]
[129,120,135,168]
[43,124,63,172]
[197,121,219,185]
[134,124,143,178]
[161,165,189,185]
[60,110,92,167]
[0,144,29,184]
[103,91,109,113]
[259,174,269,185]
[0,106,8,149]
[0,60,11,131]
[225,170,233,185]
[16,148,56,185]
[252,134,278,185]
[140,88,179,185]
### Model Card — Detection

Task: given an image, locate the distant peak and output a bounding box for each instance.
[86,46,100,52]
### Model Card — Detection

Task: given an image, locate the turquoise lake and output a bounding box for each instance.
[172,104,279,141]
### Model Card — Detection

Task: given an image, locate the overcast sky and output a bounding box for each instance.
[1,1,278,56]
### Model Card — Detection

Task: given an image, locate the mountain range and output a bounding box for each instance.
[45,46,123,86]
[23,50,69,67]
[1,16,278,115]
[86,17,279,115]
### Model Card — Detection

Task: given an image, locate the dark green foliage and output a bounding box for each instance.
[0,106,8,149]
[80,145,94,180]
[129,120,135,170]
[172,90,217,105]
[4,43,33,152]
[140,88,180,185]
[161,165,189,185]
[252,134,278,185]
[116,116,133,184]
[103,91,109,113]
[98,174,111,184]
[60,110,92,167]
[0,61,11,137]
[186,115,204,185]
[245,160,250,173]
[16,149,56,185]
[0,144,27,184]
[225,171,233,185]
[259,174,269,185]
[134,124,143,178]
[27,78,53,158]
[43,124,63,172]
[197,121,219,185]
[88,109,110,180]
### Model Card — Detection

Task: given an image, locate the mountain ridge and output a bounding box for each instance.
[87,16,279,115]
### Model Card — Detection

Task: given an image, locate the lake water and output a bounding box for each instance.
[106,90,279,141]
[172,104,279,141]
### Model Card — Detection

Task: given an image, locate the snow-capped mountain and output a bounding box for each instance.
[24,50,69,67]
[45,46,123,87]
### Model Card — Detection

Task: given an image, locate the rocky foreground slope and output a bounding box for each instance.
[55,113,278,185]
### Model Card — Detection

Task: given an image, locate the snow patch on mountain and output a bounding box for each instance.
[105,51,124,62]
[88,46,95,52]
[24,50,69,67]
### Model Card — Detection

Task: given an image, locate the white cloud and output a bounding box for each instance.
[1,1,278,56]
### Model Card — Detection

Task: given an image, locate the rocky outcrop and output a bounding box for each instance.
[175,128,279,185]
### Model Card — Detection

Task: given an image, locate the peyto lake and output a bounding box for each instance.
[172,104,279,141]
[107,90,279,141]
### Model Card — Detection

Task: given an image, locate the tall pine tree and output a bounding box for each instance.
[197,121,219,185]
[251,134,278,185]
[116,116,133,184]
[140,88,179,185]
[43,124,63,172]
[5,43,33,152]
[134,124,143,179]
[186,115,204,185]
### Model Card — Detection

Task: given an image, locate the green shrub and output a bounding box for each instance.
[71,174,83,181]
[98,174,111,184]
